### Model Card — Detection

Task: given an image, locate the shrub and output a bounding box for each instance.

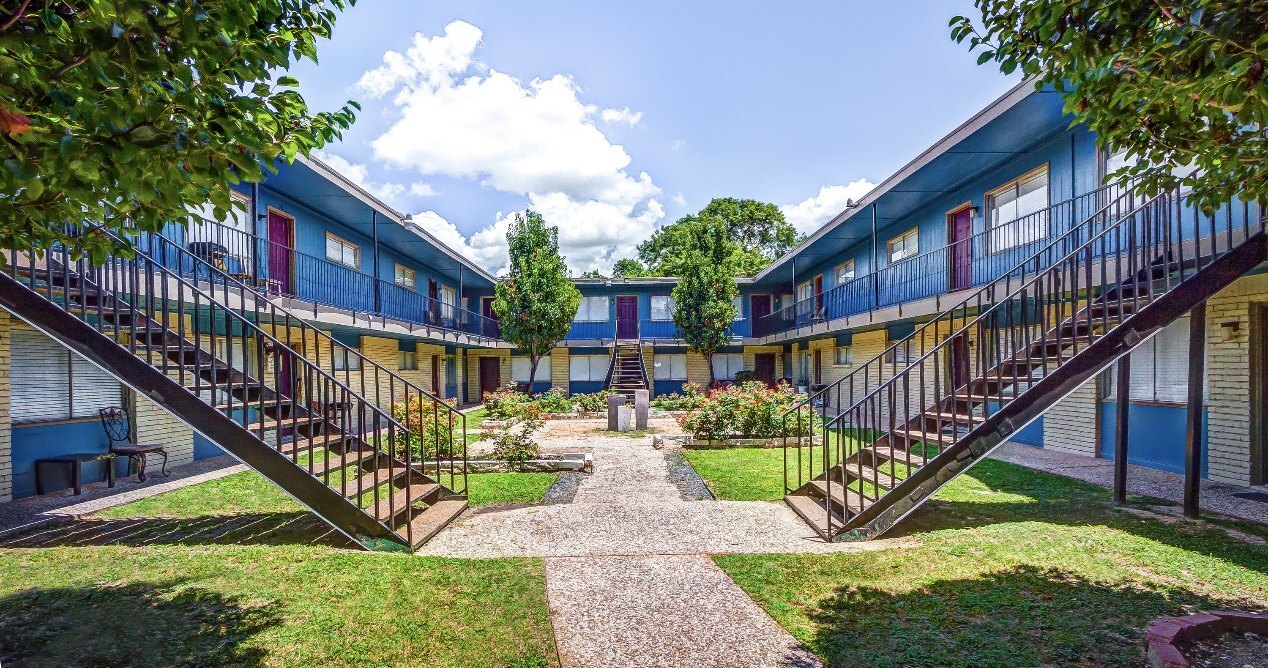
[484,385,532,420]
[391,395,461,460]
[574,390,614,412]
[674,381,820,440]
[650,382,707,411]
[535,387,574,413]
[733,369,755,384]
[490,416,543,463]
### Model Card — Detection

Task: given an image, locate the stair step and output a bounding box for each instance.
[341,470,400,498]
[866,446,927,467]
[373,484,443,522]
[305,448,382,476]
[279,433,360,455]
[808,479,870,511]
[407,499,468,548]
[785,494,841,539]
[890,427,958,446]
[837,463,900,489]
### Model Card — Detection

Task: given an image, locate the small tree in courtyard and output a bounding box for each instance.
[671,217,739,387]
[492,210,581,391]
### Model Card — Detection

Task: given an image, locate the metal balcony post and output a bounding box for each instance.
[371,210,381,312]
[1184,302,1207,519]
[1113,355,1130,504]
[871,203,879,309]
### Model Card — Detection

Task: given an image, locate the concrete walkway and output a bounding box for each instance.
[421,419,872,667]
[991,442,1268,525]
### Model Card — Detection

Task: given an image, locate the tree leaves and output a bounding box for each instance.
[0,0,359,260]
[636,197,800,278]
[671,218,740,385]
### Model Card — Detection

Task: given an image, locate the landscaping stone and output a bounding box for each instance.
[634,389,649,430]
[425,453,593,474]
[654,434,811,449]
[664,451,713,501]
[1146,611,1268,668]
[543,472,584,504]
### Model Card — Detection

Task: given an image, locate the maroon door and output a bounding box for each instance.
[950,334,970,390]
[751,295,772,321]
[427,279,439,325]
[431,354,441,393]
[479,357,500,396]
[949,207,973,291]
[616,296,638,339]
[753,353,776,387]
[266,210,294,294]
[813,349,823,385]
[812,276,824,313]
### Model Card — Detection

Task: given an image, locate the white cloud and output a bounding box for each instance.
[409,182,439,197]
[600,106,643,126]
[313,150,414,206]
[358,21,664,272]
[671,193,687,207]
[670,139,685,151]
[781,179,877,236]
[409,210,510,274]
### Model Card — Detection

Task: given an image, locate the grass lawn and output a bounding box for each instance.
[467,472,558,506]
[710,458,1268,667]
[683,444,851,501]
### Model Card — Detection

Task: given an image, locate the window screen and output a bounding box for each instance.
[653,353,687,380]
[512,356,551,383]
[712,353,745,380]
[569,355,609,381]
[575,296,610,322]
[986,167,1049,252]
[650,296,675,321]
[11,327,122,424]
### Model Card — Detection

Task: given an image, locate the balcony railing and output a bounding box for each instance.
[752,183,1134,339]
[155,217,501,341]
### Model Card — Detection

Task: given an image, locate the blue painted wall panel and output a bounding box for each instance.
[1098,402,1208,476]
[569,380,606,395]
[193,433,225,460]
[653,380,686,397]
[11,421,114,499]
[986,401,1044,446]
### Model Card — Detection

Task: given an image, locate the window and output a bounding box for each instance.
[834,345,853,366]
[834,260,856,287]
[188,190,252,237]
[439,286,457,320]
[985,166,1049,253]
[732,296,743,321]
[569,355,609,382]
[653,353,687,381]
[394,264,417,290]
[650,295,675,321]
[214,339,247,372]
[712,353,745,381]
[332,347,361,371]
[575,296,610,322]
[512,355,552,384]
[884,338,915,365]
[1102,317,1205,404]
[399,351,418,371]
[796,281,813,304]
[887,228,919,263]
[11,328,122,424]
[325,232,360,269]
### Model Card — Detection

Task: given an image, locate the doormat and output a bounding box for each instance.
[1231,491,1268,504]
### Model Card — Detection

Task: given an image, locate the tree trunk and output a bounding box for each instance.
[703,351,716,389]
[528,354,540,393]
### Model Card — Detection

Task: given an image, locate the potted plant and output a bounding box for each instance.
[795,375,809,394]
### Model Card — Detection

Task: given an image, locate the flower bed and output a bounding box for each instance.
[673,381,821,441]
[483,385,614,421]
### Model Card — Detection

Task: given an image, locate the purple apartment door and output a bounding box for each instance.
[267,210,294,294]
[616,296,638,339]
[949,207,973,291]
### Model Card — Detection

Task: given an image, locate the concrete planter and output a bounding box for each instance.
[426,452,593,474]
[541,411,606,420]
[1146,611,1268,668]
[654,435,812,449]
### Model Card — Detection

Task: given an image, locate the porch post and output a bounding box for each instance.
[371,210,381,312]
[871,203,879,308]
[1183,302,1207,519]
[1113,355,1130,504]
[250,183,260,278]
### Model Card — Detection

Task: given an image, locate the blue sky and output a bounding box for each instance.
[288,1,1020,273]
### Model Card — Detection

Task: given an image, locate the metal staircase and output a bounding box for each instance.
[0,229,469,551]
[606,315,648,400]
[783,186,1265,540]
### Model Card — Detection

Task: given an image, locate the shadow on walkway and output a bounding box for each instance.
[0,512,353,549]
[0,580,280,667]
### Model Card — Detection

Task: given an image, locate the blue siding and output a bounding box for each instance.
[1098,402,1209,476]
[653,380,686,397]
[193,433,225,460]
[569,380,606,395]
[11,421,114,499]
[986,401,1044,446]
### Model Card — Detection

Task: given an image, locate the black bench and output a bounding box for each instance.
[34,452,116,496]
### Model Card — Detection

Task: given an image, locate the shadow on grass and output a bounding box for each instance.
[808,564,1224,668]
[0,512,354,549]
[0,581,279,667]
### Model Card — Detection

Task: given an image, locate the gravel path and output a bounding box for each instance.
[991,442,1268,524]
[422,419,900,667]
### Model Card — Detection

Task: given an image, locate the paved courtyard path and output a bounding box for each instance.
[421,419,901,667]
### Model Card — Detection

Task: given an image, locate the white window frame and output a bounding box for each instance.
[884,338,914,365]
[887,228,919,263]
[834,260,856,287]
[439,285,457,320]
[834,345,853,366]
[731,296,743,321]
[650,295,675,321]
[985,165,1050,254]
[569,355,609,382]
[394,263,417,290]
[512,355,551,384]
[574,296,610,322]
[332,347,362,371]
[653,353,688,381]
[325,232,360,270]
[398,350,418,371]
[11,328,123,424]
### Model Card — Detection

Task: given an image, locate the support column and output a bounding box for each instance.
[371,210,381,312]
[1184,303,1207,519]
[870,203,880,309]
[1113,355,1130,504]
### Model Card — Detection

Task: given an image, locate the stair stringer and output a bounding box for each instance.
[0,273,402,548]
[815,231,1268,541]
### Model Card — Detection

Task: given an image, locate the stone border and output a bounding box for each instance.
[425,452,593,474]
[653,434,812,449]
[1146,611,1268,668]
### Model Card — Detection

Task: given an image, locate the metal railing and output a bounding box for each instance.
[782,183,1262,537]
[160,217,501,341]
[753,183,1130,338]
[6,227,469,548]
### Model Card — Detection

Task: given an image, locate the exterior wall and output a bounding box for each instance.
[551,347,570,390]
[131,390,196,468]
[686,351,712,387]
[0,310,10,502]
[467,349,511,401]
[1041,379,1101,457]
[1202,273,1267,485]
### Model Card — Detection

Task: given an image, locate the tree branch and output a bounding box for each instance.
[52,52,91,80]
[0,0,32,34]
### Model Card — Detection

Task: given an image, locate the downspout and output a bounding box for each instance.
[250,182,260,278]
[371,210,380,312]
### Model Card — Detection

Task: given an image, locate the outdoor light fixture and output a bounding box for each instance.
[1221,320,1241,340]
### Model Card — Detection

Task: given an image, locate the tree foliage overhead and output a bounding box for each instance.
[492,210,582,388]
[0,0,360,263]
[951,1,1268,212]
[636,197,799,277]
[670,217,739,387]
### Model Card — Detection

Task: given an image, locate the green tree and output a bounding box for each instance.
[638,197,798,277]
[578,270,605,279]
[671,218,739,387]
[611,258,651,278]
[492,210,582,390]
[0,0,359,263]
[951,1,1268,212]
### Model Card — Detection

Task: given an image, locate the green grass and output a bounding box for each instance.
[711,458,1268,668]
[467,472,558,506]
[683,443,865,501]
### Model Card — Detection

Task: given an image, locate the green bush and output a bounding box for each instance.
[484,385,533,420]
[650,382,707,411]
[490,415,543,463]
[674,381,820,440]
[574,390,614,412]
[535,387,574,413]
[391,395,461,459]
[733,369,756,384]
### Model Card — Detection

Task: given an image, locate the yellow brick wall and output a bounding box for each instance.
[742,345,784,381]
[0,309,10,502]
[686,351,712,386]
[551,347,570,390]
[131,389,196,468]
[642,347,654,395]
